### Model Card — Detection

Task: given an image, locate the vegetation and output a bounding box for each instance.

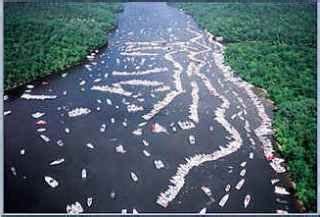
[178,2,316,211]
[4,2,121,89]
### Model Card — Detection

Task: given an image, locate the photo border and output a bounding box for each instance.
[0,0,318,215]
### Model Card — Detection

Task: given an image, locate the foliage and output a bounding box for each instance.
[178,2,316,211]
[179,3,316,46]
[4,2,121,89]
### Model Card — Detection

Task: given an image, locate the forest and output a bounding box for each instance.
[178,2,316,211]
[4,2,121,89]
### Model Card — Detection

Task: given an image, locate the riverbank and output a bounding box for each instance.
[4,2,121,90]
[176,2,316,211]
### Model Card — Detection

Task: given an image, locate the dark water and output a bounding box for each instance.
[4,2,299,213]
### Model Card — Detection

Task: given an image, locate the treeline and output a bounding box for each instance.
[4,2,121,89]
[178,2,316,211]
